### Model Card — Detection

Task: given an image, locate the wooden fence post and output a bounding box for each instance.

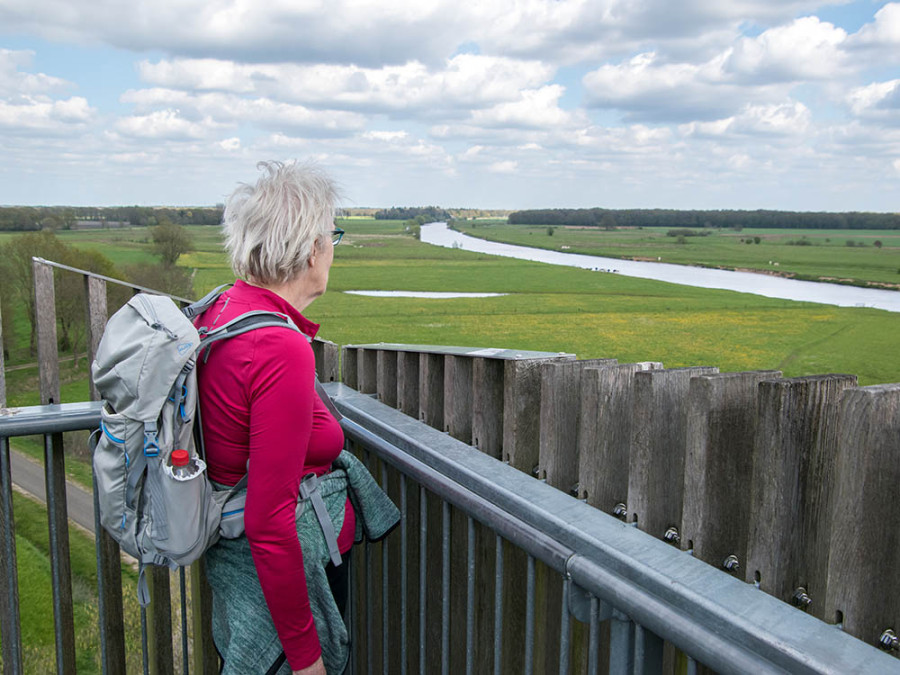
[312,337,340,383]
[503,357,573,474]
[628,366,718,542]
[472,357,505,459]
[358,348,379,395]
[0,299,5,407]
[577,362,662,514]
[682,370,781,574]
[825,384,900,651]
[397,351,420,418]
[746,374,857,619]
[540,359,617,496]
[341,347,359,389]
[376,350,399,408]
[444,355,474,442]
[419,353,444,430]
[33,260,78,673]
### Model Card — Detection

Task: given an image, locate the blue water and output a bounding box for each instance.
[420,223,900,313]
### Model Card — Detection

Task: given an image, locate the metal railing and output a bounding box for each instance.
[2,390,899,673]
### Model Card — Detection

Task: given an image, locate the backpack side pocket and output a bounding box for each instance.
[92,405,142,559]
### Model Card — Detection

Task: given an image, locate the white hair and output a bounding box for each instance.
[223,160,340,285]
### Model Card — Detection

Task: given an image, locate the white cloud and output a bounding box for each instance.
[0,49,72,97]
[722,16,848,83]
[849,2,900,50]
[470,86,579,129]
[0,95,93,133]
[137,54,554,114]
[488,160,517,173]
[680,102,812,138]
[114,109,218,140]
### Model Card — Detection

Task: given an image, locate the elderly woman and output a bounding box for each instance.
[197,160,352,675]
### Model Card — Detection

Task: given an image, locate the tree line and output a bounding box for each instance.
[0,205,224,231]
[1,220,195,362]
[508,208,900,230]
[374,206,451,221]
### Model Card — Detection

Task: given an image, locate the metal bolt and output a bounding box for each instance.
[531,464,541,477]
[722,555,740,572]
[792,587,812,610]
[612,503,627,518]
[880,629,899,651]
[663,527,680,544]
[569,482,580,498]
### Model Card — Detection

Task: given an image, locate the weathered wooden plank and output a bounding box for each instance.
[85,275,108,402]
[396,351,420,418]
[190,559,219,675]
[357,347,379,395]
[628,366,718,542]
[341,346,359,389]
[444,355,473,442]
[472,357,505,459]
[419,353,444,431]
[746,374,857,619]
[0,299,5,407]
[376,349,399,408]
[825,383,900,650]
[502,356,574,474]
[682,370,781,574]
[825,384,900,652]
[146,566,174,675]
[577,362,662,514]
[34,262,78,672]
[540,359,617,495]
[312,337,340,383]
[34,261,61,405]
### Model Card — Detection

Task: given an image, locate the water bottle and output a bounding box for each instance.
[169,449,201,480]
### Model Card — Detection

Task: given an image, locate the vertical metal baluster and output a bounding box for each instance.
[441,501,451,675]
[400,474,408,675]
[419,487,427,675]
[493,535,504,675]
[0,436,23,673]
[559,575,570,675]
[350,545,358,675]
[633,623,645,675]
[365,452,373,675]
[687,656,698,675]
[366,540,373,675]
[524,555,535,675]
[588,597,600,675]
[141,605,150,675]
[465,516,475,675]
[180,567,189,675]
[382,464,389,675]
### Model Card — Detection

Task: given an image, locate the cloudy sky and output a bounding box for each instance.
[1,1,899,211]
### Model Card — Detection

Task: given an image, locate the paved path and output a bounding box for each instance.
[9,448,96,534]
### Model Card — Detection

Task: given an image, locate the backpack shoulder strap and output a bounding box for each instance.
[183,283,232,319]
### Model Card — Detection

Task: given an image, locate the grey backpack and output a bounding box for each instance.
[90,286,304,605]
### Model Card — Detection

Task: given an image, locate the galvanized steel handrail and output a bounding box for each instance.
[326,382,900,675]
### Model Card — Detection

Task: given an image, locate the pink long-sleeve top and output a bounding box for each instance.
[196,280,355,671]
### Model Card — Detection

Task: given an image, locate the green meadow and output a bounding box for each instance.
[451,221,900,288]
[2,217,900,662]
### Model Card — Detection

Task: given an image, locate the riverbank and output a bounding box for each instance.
[448,221,900,292]
[432,222,900,312]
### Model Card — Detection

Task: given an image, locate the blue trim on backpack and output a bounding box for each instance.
[101,420,125,444]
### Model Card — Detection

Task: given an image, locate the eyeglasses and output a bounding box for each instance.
[331,228,345,246]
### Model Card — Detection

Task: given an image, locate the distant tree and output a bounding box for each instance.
[151,218,194,267]
[874,240,883,249]
[123,262,194,300]
[547,227,555,236]
[0,231,69,354]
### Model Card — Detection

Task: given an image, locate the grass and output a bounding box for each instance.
[451,222,900,288]
[0,492,144,673]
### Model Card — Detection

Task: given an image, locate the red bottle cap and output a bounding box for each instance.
[171,449,190,467]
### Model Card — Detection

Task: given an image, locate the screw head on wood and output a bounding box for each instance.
[612,503,627,518]
[722,554,740,572]
[663,526,680,544]
[792,587,812,609]
[880,629,899,651]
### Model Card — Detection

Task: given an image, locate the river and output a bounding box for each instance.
[419,223,900,313]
